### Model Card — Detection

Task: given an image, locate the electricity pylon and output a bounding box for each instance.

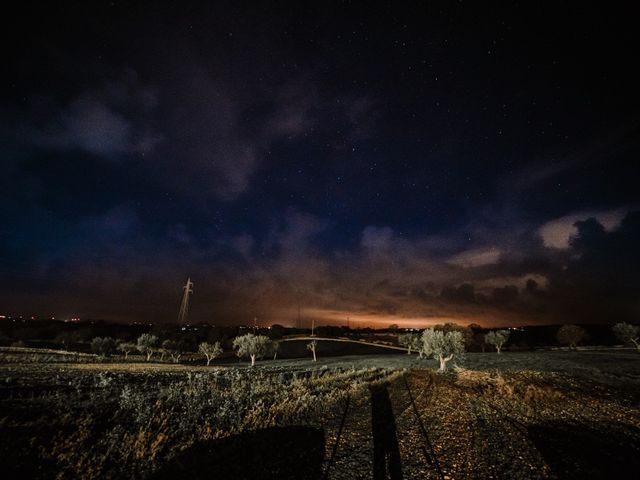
[177,278,193,324]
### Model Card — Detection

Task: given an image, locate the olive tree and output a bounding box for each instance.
[136,333,158,361]
[117,341,136,359]
[233,333,271,366]
[91,337,116,357]
[419,328,465,372]
[307,340,318,361]
[613,322,640,352]
[199,341,223,366]
[485,329,510,354]
[163,339,187,363]
[398,333,420,354]
[556,324,586,350]
[270,340,280,360]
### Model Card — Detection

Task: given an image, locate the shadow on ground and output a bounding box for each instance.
[528,421,640,479]
[152,426,324,480]
[370,383,403,480]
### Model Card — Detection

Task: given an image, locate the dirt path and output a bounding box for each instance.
[279,336,409,352]
[322,370,550,479]
[323,370,446,480]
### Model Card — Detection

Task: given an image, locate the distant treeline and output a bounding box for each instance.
[0,318,631,353]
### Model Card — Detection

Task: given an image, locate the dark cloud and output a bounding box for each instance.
[491,285,519,304]
[441,284,477,304]
[2,206,638,327]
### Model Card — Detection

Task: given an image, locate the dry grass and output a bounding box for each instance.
[0,362,396,479]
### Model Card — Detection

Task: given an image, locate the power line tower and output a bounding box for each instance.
[177,278,193,324]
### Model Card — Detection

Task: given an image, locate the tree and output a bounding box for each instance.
[199,341,223,366]
[613,323,640,352]
[431,323,475,350]
[398,333,420,354]
[269,340,280,360]
[232,333,271,366]
[163,339,187,363]
[117,341,136,359]
[91,337,116,357]
[556,324,586,350]
[307,340,318,361]
[467,324,486,352]
[136,333,158,361]
[157,342,168,361]
[419,328,465,372]
[485,330,510,354]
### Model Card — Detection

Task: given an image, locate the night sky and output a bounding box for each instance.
[2,1,639,327]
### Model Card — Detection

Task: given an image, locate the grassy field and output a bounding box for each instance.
[1,348,639,479]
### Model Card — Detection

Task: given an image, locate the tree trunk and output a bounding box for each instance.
[407,345,412,355]
[250,354,256,366]
[439,354,453,372]
[496,345,502,354]
[273,351,278,360]
[124,352,129,360]
[312,349,316,362]
[206,356,211,366]
[146,351,152,361]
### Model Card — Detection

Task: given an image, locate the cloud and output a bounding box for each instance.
[475,274,549,292]
[491,285,519,304]
[540,211,640,322]
[503,123,640,194]
[441,283,476,303]
[149,60,323,200]
[448,247,501,268]
[34,73,162,159]
[5,201,639,327]
[539,208,628,249]
[268,209,328,253]
[361,226,394,252]
[49,97,132,156]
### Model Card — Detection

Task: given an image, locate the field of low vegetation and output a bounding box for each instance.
[1,320,640,479]
[1,348,639,479]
